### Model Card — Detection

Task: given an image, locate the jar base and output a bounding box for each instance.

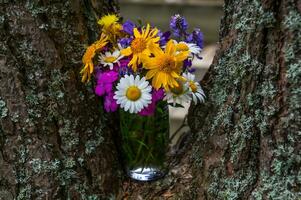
[127,167,166,181]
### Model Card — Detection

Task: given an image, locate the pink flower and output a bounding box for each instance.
[104,92,118,112]
[138,101,156,116]
[152,88,165,102]
[138,89,165,116]
[95,71,118,96]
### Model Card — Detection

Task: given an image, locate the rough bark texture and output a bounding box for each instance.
[0,1,120,199]
[188,0,301,199]
[123,0,301,199]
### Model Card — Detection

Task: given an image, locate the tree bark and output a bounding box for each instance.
[0,1,120,199]
[123,0,301,199]
[188,0,301,199]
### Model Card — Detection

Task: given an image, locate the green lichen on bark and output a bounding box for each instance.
[0,98,8,118]
[0,0,120,199]
[188,0,301,199]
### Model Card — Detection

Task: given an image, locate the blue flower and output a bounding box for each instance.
[118,37,133,48]
[188,67,196,73]
[170,14,188,38]
[183,59,196,73]
[183,59,192,69]
[122,20,135,35]
[186,28,203,49]
[158,30,171,46]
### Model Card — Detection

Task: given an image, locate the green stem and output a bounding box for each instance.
[133,138,148,164]
[119,101,169,171]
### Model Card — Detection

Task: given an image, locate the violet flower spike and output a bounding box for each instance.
[122,20,135,35]
[170,14,188,38]
[186,28,204,49]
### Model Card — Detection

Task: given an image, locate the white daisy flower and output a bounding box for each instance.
[174,41,202,56]
[164,80,191,106]
[114,75,152,113]
[99,49,124,70]
[183,72,205,104]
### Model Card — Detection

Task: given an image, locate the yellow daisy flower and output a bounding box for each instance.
[98,14,122,43]
[98,14,119,28]
[80,34,108,83]
[121,24,160,72]
[141,40,189,90]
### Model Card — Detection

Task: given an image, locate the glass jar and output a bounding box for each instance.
[119,101,169,181]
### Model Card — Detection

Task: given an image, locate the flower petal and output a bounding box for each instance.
[121,47,132,56]
[133,28,141,38]
[146,70,157,80]
[165,40,176,55]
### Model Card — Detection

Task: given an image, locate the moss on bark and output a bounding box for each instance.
[188,0,301,199]
[0,0,120,199]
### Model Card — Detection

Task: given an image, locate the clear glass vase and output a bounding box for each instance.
[119,100,169,181]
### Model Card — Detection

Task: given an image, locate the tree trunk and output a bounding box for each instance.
[0,1,120,199]
[123,0,301,199]
[188,0,301,199]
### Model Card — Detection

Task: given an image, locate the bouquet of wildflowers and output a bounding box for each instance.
[80,14,205,115]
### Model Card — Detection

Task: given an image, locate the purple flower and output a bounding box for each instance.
[188,67,196,73]
[138,101,156,116]
[195,30,204,49]
[123,20,135,35]
[119,58,130,68]
[183,59,197,72]
[158,30,171,46]
[139,89,165,116]
[183,59,192,69]
[152,89,165,102]
[104,92,118,112]
[117,58,133,76]
[186,28,204,49]
[95,71,119,96]
[170,14,188,38]
[118,37,132,48]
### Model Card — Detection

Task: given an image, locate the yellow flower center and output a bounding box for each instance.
[189,81,197,93]
[158,55,175,73]
[177,43,189,51]
[131,38,147,54]
[104,56,117,63]
[126,86,141,101]
[170,82,184,95]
